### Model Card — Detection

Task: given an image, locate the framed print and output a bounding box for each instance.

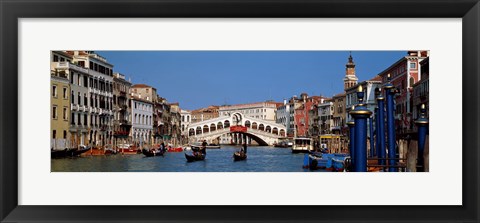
[1,0,479,222]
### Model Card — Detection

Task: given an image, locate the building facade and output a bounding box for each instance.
[318,99,334,135]
[412,56,429,127]
[219,101,278,121]
[331,93,346,135]
[191,106,219,123]
[345,80,382,124]
[180,109,192,144]
[69,51,115,147]
[112,72,132,146]
[378,51,429,135]
[131,96,154,146]
[50,52,72,149]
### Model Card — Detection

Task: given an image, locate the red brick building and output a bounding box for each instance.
[293,93,324,137]
[378,51,429,135]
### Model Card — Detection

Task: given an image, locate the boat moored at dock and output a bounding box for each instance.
[291,138,314,153]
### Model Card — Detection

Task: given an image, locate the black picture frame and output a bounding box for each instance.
[1,0,478,222]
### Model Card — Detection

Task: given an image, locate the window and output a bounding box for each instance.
[63,130,67,139]
[78,93,81,105]
[78,113,81,125]
[70,73,74,84]
[63,87,67,99]
[84,114,88,126]
[52,130,56,139]
[52,85,57,97]
[71,113,75,125]
[63,107,67,120]
[410,62,416,69]
[52,106,57,119]
[83,76,88,87]
[53,55,59,62]
[84,94,87,106]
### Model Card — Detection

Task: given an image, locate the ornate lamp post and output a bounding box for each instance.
[375,88,386,166]
[350,85,372,172]
[414,104,429,172]
[384,74,397,172]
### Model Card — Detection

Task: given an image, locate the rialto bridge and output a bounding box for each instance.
[187,113,286,146]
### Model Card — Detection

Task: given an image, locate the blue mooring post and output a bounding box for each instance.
[350,85,372,172]
[375,88,386,167]
[384,74,397,172]
[347,121,355,171]
[415,104,428,172]
[369,116,374,157]
[374,107,379,157]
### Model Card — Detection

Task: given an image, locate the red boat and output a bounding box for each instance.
[167,147,183,152]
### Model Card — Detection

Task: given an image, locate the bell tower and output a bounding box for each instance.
[344,52,358,90]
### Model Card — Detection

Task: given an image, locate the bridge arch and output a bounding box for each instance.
[230,131,269,146]
[210,123,216,132]
[266,125,271,133]
[189,128,195,136]
[280,129,285,137]
[217,122,223,130]
[224,120,230,128]
[252,122,258,129]
[196,126,202,135]
[244,120,251,128]
[272,127,278,135]
[259,124,265,131]
[203,125,209,133]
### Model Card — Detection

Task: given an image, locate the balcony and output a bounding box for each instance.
[119,91,127,98]
[120,119,131,126]
[100,124,109,131]
[52,62,89,74]
[71,104,78,111]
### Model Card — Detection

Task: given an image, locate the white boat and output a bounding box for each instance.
[291,137,314,153]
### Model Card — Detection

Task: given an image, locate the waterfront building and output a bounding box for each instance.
[50,51,72,149]
[378,51,429,135]
[345,79,382,124]
[308,103,320,138]
[331,93,346,135]
[318,99,334,134]
[412,56,429,130]
[219,101,278,121]
[293,93,323,137]
[276,96,303,137]
[68,51,115,147]
[131,84,157,103]
[191,106,219,123]
[168,102,182,146]
[130,94,154,146]
[112,72,132,146]
[154,97,173,144]
[51,51,93,147]
[180,109,192,144]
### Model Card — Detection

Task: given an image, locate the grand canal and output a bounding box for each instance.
[51,146,326,172]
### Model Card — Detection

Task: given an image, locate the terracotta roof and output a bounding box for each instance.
[369,75,382,82]
[132,84,152,88]
[131,96,154,104]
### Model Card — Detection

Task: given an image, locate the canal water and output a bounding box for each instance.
[51,146,326,172]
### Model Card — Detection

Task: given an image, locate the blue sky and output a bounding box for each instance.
[97,51,406,110]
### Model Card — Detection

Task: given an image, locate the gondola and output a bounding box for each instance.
[51,146,90,158]
[142,149,165,157]
[185,153,206,162]
[233,152,247,161]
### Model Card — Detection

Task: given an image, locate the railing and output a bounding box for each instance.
[71,104,78,111]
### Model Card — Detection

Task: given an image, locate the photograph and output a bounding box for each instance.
[50,50,429,172]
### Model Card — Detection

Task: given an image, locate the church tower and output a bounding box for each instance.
[343,52,358,90]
